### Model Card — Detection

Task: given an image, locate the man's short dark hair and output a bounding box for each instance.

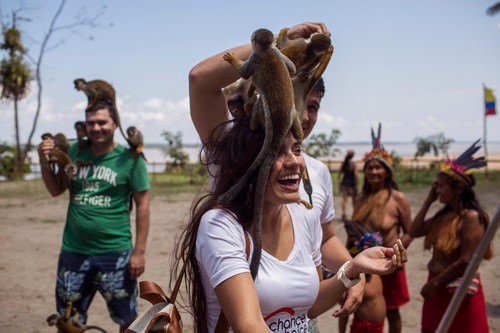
[311,77,325,98]
[86,100,119,125]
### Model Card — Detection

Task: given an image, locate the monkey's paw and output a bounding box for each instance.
[46,314,58,326]
[222,52,236,63]
[64,163,78,180]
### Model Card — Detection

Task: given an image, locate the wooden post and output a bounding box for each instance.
[436,207,500,333]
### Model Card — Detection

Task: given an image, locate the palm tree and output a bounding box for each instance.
[0,13,32,178]
[487,2,500,15]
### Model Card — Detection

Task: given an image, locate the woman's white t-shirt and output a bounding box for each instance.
[196,204,322,332]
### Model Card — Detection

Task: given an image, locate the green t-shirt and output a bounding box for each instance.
[62,143,150,255]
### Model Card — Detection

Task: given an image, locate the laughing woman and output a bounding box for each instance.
[170,22,407,333]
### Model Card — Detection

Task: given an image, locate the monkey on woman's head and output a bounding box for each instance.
[251,28,274,50]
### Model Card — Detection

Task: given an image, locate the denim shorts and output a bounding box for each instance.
[55,250,138,325]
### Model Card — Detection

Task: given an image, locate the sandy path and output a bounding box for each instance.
[0,182,498,332]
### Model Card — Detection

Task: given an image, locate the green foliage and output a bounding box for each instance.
[161,130,190,168]
[0,25,31,100]
[0,27,25,54]
[304,129,341,158]
[0,142,31,180]
[0,56,31,99]
[148,162,209,199]
[413,132,454,158]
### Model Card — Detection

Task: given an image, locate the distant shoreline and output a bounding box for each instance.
[144,140,500,149]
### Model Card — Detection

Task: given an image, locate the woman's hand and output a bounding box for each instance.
[287,22,331,40]
[348,239,407,277]
[426,181,439,203]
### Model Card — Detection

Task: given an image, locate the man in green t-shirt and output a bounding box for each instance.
[37,100,150,332]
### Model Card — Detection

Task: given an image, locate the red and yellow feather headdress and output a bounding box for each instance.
[440,139,487,187]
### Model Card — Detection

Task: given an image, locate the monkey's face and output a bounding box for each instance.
[227,96,245,119]
[127,126,137,137]
[73,79,86,91]
[310,33,332,53]
[85,108,117,147]
[251,28,274,51]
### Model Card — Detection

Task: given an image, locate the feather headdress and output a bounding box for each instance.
[440,139,487,186]
[363,122,393,170]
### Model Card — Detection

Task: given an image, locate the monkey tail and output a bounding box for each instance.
[249,154,274,278]
[119,126,129,146]
[218,98,274,203]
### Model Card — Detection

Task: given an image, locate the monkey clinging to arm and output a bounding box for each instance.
[40,132,72,171]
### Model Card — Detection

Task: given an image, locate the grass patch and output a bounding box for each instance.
[2,167,498,200]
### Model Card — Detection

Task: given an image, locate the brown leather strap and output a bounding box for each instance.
[139,259,186,305]
[139,280,171,305]
[214,231,251,333]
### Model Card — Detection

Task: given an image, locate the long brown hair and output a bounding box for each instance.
[424,173,493,259]
[170,115,265,333]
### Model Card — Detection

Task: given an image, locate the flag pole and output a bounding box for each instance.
[483,84,489,176]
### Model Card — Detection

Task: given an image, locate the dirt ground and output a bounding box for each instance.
[0,180,499,332]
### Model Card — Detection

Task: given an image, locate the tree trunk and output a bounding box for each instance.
[22,0,66,169]
[13,98,23,178]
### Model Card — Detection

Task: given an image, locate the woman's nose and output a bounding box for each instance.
[283,151,299,166]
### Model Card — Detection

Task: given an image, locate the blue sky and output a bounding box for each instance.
[1,0,499,147]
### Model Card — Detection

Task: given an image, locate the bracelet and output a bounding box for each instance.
[337,261,361,288]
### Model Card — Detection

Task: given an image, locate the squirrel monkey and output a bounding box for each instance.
[221,28,303,277]
[40,133,71,172]
[40,132,89,181]
[126,126,146,160]
[73,120,89,157]
[73,78,116,112]
[223,78,253,120]
[277,28,334,122]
